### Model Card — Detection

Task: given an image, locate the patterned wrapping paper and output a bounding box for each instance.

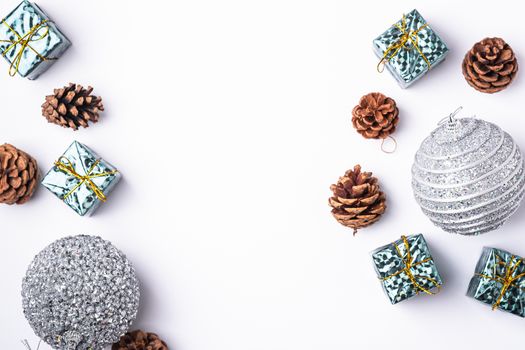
[41,141,121,216]
[371,234,443,304]
[373,9,448,88]
[0,0,71,79]
[467,247,525,317]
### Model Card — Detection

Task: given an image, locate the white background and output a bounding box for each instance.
[1,0,525,349]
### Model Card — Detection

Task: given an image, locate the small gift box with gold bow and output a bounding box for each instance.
[467,247,525,317]
[0,0,71,79]
[41,141,121,216]
[373,9,448,88]
[371,234,443,304]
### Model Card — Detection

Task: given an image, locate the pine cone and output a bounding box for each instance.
[462,38,518,93]
[352,92,399,139]
[0,143,38,205]
[112,330,169,350]
[42,83,104,130]
[329,165,386,235]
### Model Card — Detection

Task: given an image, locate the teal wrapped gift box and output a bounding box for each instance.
[467,247,525,317]
[371,234,443,304]
[0,0,71,79]
[41,141,121,216]
[373,9,448,88]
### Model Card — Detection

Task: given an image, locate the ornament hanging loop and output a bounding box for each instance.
[438,106,463,125]
[381,136,397,154]
[21,339,41,350]
[438,106,463,133]
[448,106,463,122]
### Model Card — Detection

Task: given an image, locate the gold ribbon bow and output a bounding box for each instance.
[377,14,431,73]
[0,19,54,76]
[54,156,118,202]
[476,254,525,310]
[382,235,441,296]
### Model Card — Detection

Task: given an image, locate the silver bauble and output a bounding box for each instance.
[412,113,525,235]
[22,235,140,350]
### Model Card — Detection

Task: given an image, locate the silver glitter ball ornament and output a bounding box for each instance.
[412,111,525,235]
[22,235,140,350]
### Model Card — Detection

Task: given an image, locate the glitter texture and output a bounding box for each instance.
[412,117,525,235]
[21,235,140,350]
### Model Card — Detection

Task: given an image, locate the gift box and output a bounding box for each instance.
[467,247,525,317]
[371,234,443,304]
[0,0,71,79]
[373,9,448,88]
[41,141,121,216]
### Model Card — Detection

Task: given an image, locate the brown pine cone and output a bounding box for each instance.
[112,330,169,350]
[462,38,518,93]
[42,83,104,130]
[329,165,386,235]
[352,92,399,139]
[0,143,38,205]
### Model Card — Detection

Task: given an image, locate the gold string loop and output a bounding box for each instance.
[381,235,440,296]
[380,136,397,154]
[475,254,525,310]
[0,19,54,76]
[377,14,431,73]
[54,156,118,202]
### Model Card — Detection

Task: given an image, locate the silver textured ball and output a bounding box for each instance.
[22,235,140,350]
[412,116,525,235]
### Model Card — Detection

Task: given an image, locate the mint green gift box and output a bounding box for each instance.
[371,234,443,304]
[0,0,71,79]
[41,141,121,216]
[373,9,448,88]
[467,247,525,317]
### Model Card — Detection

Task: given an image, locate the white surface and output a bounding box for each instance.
[1,0,525,349]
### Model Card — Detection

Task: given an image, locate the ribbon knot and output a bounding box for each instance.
[382,235,440,296]
[54,156,117,202]
[0,19,54,76]
[377,14,430,73]
[476,255,525,310]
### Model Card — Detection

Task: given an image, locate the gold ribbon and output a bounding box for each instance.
[377,14,431,73]
[382,235,441,296]
[476,254,525,310]
[54,156,118,202]
[0,19,54,76]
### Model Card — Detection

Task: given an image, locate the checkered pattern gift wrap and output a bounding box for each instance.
[0,0,71,79]
[467,247,525,317]
[41,141,121,216]
[373,9,448,88]
[371,234,443,304]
